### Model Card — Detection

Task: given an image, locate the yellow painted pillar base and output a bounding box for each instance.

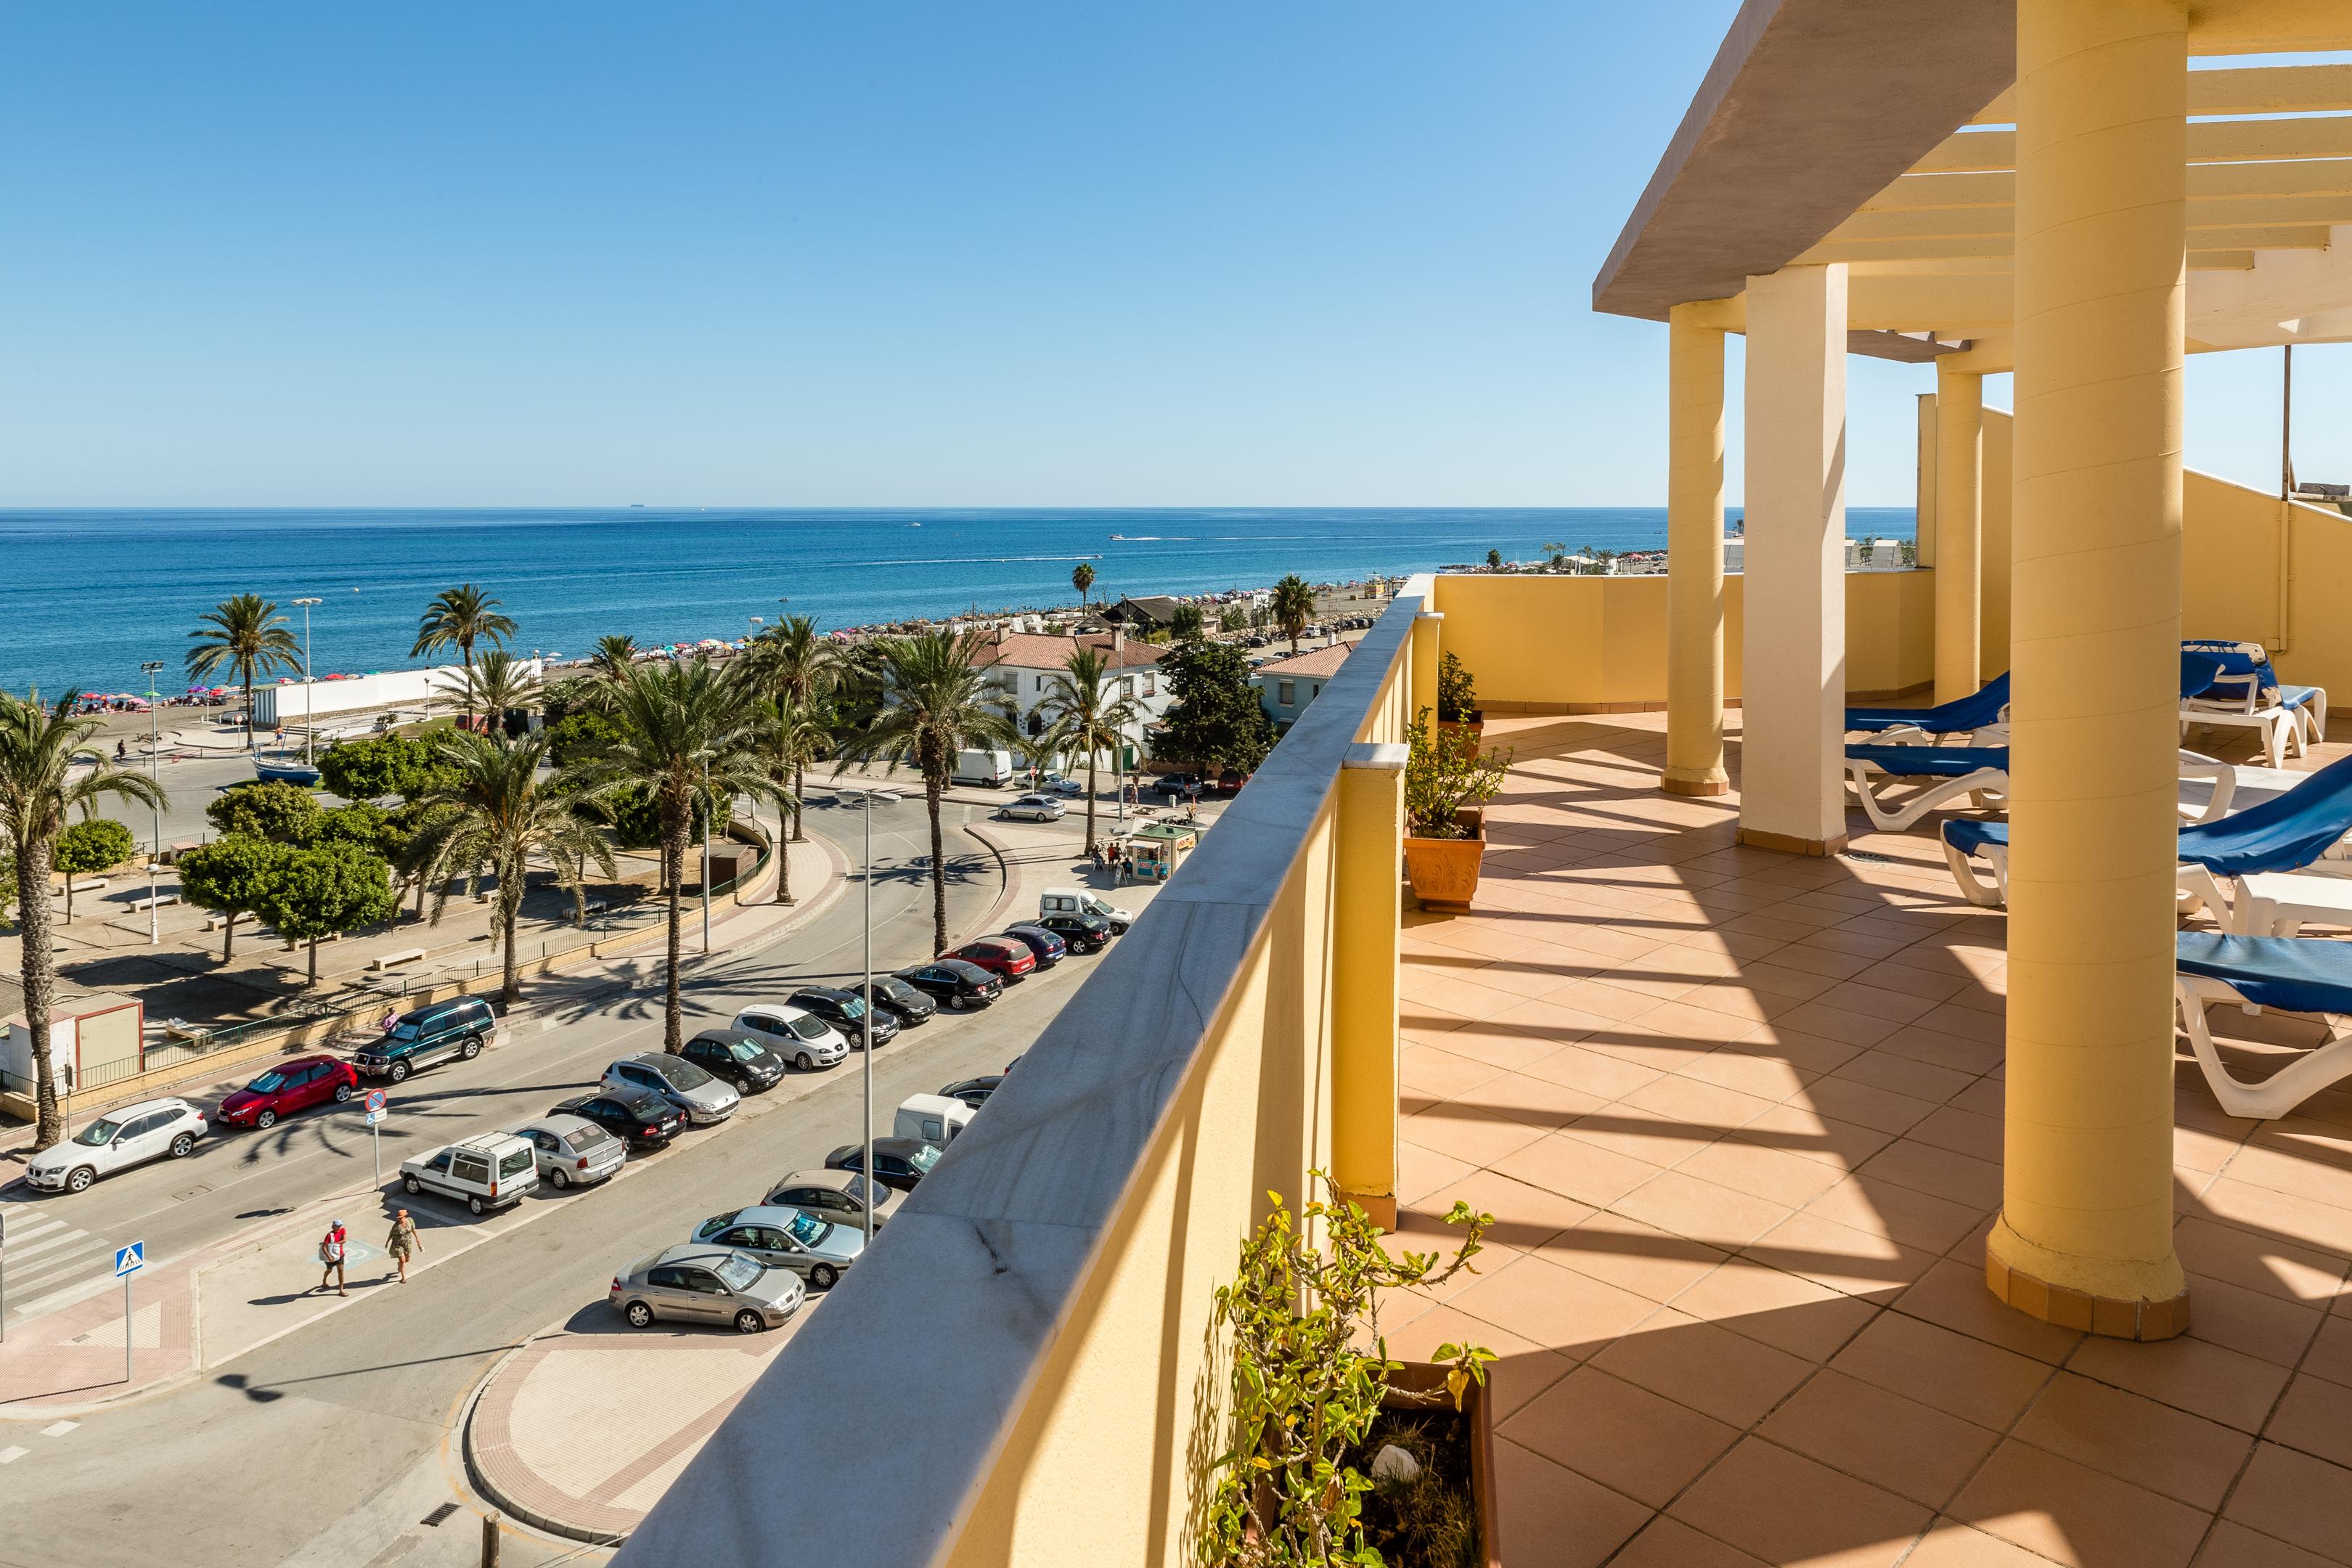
[1985,1220,2189,1341]
[1333,742,1406,1225]
[1663,774,1731,797]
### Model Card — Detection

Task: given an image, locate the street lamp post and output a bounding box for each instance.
[856,786,900,1244]
[141,660,164,944]
[293,597,322,764]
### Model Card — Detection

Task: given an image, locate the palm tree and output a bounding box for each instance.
[1034,649,1142,854]
[0,692,167,1148]
[754,694,825,905]
[1071,561,1096,612]
[412,584,518,722]
[186,595,301,749]
[567,660,787,1050]
[590,635,638,682]
[849,632,1021,955]
[740,614,840,842]
[402,730,616,1007]
[457,650,542,731]
[1270,574,1316,653]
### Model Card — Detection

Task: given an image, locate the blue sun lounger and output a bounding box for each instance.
[1847,672,2009,743]
[1843,744,2011,831]
[2176,931,2352,1118]
[2181,640,2327,768]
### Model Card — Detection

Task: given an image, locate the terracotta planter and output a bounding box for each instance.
[1404,812,1485,912]
[1380,1361,1500,1567]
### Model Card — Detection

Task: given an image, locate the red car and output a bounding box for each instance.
[949,938,1036,985]
[215,1055,361,1130]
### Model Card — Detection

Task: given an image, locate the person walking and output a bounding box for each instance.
[317,1219,348,1297]
[385,1209,421,1284]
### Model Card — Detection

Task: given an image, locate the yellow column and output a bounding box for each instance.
[1333,742,1406,1227]
[1934,361,1984,704]
[1410,609,1443,724]
[1988,0,2189,1340]
[1665,303,1730,796]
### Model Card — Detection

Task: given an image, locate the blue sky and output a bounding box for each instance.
[0,2,2341,507]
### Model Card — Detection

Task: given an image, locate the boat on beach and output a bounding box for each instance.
[253,753,322,788]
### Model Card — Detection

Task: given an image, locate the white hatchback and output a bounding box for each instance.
[730,1005,847,1070]
[25,1098,208,1193]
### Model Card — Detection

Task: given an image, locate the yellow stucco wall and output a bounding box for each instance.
[1430,568,1932,711]
[2179,465,2352,709]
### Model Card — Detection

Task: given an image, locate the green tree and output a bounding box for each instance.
[53,817,135,923]
[1169,603,1206,642]
[590,634,640,683]
[456,649,542,731]
[176,834,287,962]
[1154,640,1276,780]
[1034,649,1143,854]
[206,780,321,844]
[186,595,301,750]
[1486,547,1503,569]
[403,730,618,1006]
[412,584,518,722]
[318,733,448,803]
[845,631,1021,955]
[1219,603,1248,634]
[0,692,168,1148]
[253,841,397,987]
[754,695,824,904]
[544,711,624,767]
[304,799,391,852]
[1071,560,1096,611]
[1270,573,1315,653]
[565,659,786,1049]
[740,614,840,843]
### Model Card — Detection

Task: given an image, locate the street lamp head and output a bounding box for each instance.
[293,597,322,608]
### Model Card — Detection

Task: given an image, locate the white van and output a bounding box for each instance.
[894,1093,976,1146]
[952,748,1013,788]
[1039,886,1134,934]
[401,1131,540,1215]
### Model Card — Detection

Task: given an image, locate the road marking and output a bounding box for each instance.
[7,1225,97,1264]
[39,1421,75,1437]
[0,1447,25,1464]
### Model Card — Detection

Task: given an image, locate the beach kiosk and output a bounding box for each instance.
[1127,820,1199,883]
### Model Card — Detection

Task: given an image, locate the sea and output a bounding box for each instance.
[0,506,1916,698]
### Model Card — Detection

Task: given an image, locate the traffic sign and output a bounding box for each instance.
[114,1242,145,1278]
[364,1109,385,1127]
[365,1090,386,1114]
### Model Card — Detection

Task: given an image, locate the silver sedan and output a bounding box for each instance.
[690,1205,866,1290]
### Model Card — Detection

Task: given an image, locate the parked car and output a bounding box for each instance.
[1041,774,1087,796]
[1029,910,1112,954]
[603,1053,740,1125]
[998,792,1066,822]
[611,1244,805,1334]
[939,1074,1005,1109]
[895,1093,974,1145]
[854,975,936,1026]
[1040,886,1133,934]
[352,997,496,1083]
[730,1003,849,1069]
[508,1114,626,1191]
[787,986,900,1049]
[400,1132,538,1215]
[25,1098,205,1193]
[679,1029,786,1094]
[551,1087,684,1151]
[690,1205,865,1289]
[1215,770,1250,795]
[764,1168,903,1231]
[214,1055,359,1130]
[894,959,1003,1010]
[1004,922,1069,968]
[825,1137,943,1191]
[948,937,1035,985]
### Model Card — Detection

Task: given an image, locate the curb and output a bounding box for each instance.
[457,1334,618,1546]
[958,823,1019,946]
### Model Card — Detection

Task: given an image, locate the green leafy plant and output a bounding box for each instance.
[1220,604,1250,634]
[1171,603,1207,641]
[205,780,321,844]
[253,841,398,986]
[1153,640,1275,780]
[177,834,290,960]
[1404,707,1510,841]
[1484,549,1501,570]
[1434,653,1478,726]
[318,733,457,804]
[53,817,135,921]
[1199,1174,1493,1568]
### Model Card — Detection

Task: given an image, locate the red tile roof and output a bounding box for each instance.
[1251,643,1352,679]
[967,632,1167,673]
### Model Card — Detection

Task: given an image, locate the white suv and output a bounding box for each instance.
[27,1098,208,1193]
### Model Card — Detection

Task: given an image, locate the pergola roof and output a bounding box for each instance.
[1595,0,2352,356]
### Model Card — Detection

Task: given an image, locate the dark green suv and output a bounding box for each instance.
[353,997,495,1082]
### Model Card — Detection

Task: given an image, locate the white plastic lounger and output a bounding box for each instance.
[2175,932,2352,1118]
[1938,753,2239,909]
[2181,641,2319,769]
[1842,744,2009,832]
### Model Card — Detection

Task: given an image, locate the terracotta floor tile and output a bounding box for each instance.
[1829,1048,1981,1106]
[1769,1000,1906,1050]
[1892,1257,2083,1365]
[2264,1372,2352,1470]
[1832,1310,2057,1429]
[2303,1315,2352,1388]
[1485,993,1625,1041]
[2222,1442,2352,1564]
[1615,1167,1796,1249]
[1793,1074,1942,1136]
[1734,1099,1898,1167]
[1469,1069,1609,1132]
[1949,1439,2213,1568]
[1548,978,1667,1024]
[1904,1521,2060,1567]
[1501,1364,1741,1508]
[1587,1304,1816,1426]
[1608,1516,1771,1568]
[1383,1304,1570,1421]
[1816,979,1942,1024]
[2198,1179,2352,1265]
[2067,1331,2291,1434]
[1442,1252,1661,1360]
[2192,1520,2342,1567]
[1397,1140,1477,1206]
[1748,1207,1937,1300]
[1855,1138,2006,1210]
[1618,1071,1778,1132]
[1490,1435,1655,1568]
[1628,997,1765,1046]
[1907,1104,2006,1165]
[1536,1209,1729,1304]
[1493,1130,1665,1209]
[1757,1368,2001,1508]
[2174,1216,2351,1305]
[1415,1169,1595,1256]
[1422,1020,1571,1075]
[2185,1274,2325,1369]
[1768,944,1882,981]
[1805,1175,1990,1256]
[1559,1106,1716,1170]
[1673,1048,1816,1103]
[2013,1371,2255,1511]
[1667,1436,1932,1568]
[1398,1042,1511,1101]
[1401,1099,1551,1168]
[1678,1137,1853,1209]
[1667,1257,1882,1363]
[1514,1041,1667,1101]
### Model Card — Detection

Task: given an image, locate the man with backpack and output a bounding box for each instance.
[317,1219,348,1297]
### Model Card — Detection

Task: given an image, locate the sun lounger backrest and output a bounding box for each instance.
[2176,750,2352,875]
[2182,640,2279,705]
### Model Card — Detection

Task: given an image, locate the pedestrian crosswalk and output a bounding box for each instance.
[0,1201,115,1319]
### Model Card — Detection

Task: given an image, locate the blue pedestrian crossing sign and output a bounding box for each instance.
[114,1242,144,1278]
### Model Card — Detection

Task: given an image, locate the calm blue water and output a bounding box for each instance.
[0,506,1915,697]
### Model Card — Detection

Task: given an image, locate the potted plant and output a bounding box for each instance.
[1199,1173,1498,1568]
[1435,652,1484,741]
[1403,707,1510,912]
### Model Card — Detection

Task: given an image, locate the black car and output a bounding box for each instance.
[894,959,1003,1011]
[825,1137,943,1191]
[351,996,495,1083]
[551,1087,683,1151]
[679,1029,786,1094]
[1027,911,1112,955]
[939,1075,1003,1109]
[1003,923,1068,970]
[855,976,936,1026]
[788,986,900,1048]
